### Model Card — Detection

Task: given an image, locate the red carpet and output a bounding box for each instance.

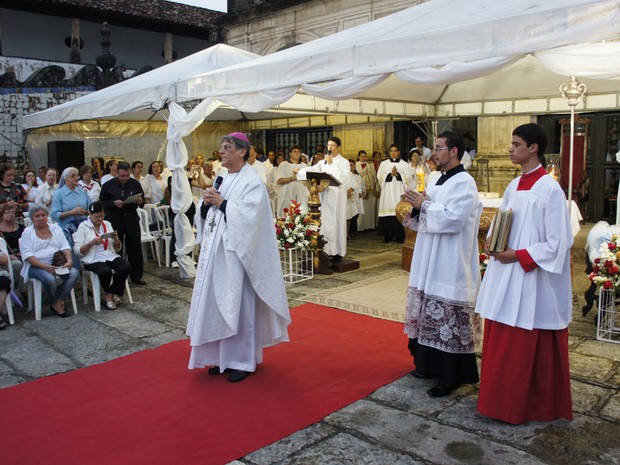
[1,303,410,465]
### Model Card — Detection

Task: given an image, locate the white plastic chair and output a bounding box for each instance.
[27,278,78,321]
[83,270,133,312]
[0,239,15,325]
[154,205,173,267]
[137,208,161,267]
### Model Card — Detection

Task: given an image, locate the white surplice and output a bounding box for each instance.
[298,154,350,256]
[275,161,308,216]
[403,170,482,353]
[377,159,411,217]
[356,161,378,231]
[475,175,573,330]
[186,164,291,372]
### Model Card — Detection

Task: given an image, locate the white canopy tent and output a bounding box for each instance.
[21,0,620,278]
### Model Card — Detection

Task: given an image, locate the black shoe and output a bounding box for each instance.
[427,382,453,397]
[208,366,231,375]
[50,306,70,318]
[383,238,391,243]
[395,238,405,243]
[330,255,342,263]
[228,370,251,383]
[132,279,147,285]
[409,370,435,379]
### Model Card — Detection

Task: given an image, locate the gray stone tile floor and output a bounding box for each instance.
[1,225,619,464]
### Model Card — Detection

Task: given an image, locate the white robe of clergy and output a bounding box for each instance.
[377,159,411,217]
[298,154,350,256]
[186,164,291,372]
[356,161,378,231]
[404,169,482,353]
[249,159,268,184]
[275,161,308,216]
[475,174,573,330]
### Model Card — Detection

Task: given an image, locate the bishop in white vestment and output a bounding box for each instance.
[186,133,291,383]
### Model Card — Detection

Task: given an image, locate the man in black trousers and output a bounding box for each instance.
[99,162,147,285]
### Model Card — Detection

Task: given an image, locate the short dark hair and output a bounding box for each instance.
[117,162,131,172]
[437,131,465,160]
[0,162,15,181]
[289,145,301,153]
[88,201,104,214]
[78,165,92,178]
[512,123,547,166]
[131,160,143,169]
[328,136,341,147]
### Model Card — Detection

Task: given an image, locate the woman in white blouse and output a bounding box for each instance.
[146,161,166,204]
[73,201,130,310]
[19,203,80,317]
[78,165,101,202]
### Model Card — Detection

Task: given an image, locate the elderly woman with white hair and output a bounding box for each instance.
[20,203,80,318]
[51,167,92,265]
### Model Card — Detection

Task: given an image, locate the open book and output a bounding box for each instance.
[488,208,512,253]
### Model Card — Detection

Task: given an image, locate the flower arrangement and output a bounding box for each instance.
[479,251,489,278]
[275,200,320,252]
[589,234,620,293]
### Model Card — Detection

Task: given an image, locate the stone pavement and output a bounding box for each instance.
[1,226,619,464]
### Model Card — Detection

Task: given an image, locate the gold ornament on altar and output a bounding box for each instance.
[546,162,560,182]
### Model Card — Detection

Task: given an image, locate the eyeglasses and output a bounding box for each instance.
[432,146,450,152]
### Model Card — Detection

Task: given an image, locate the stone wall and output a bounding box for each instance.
[223,0,422,55]
[0,86,90,165]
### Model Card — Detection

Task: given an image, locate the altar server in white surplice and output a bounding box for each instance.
[276,145,308,216]
[377,144,411,243]
[296,136,350,261]
[401,131,482,398]
[187,132,291,384]
[475,123,573,425]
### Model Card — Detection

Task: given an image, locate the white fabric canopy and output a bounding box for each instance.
[20,0,620,278]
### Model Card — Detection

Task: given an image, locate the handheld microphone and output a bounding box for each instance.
[214,175,223,191]
[327,149,332,156]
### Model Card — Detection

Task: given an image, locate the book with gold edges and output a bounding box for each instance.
[488,208,512,253]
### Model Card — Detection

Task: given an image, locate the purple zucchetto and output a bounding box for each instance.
[228,132,250,144]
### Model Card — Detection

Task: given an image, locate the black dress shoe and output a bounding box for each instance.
[208,366,231,375]
[132,279,147,285]
[427,382,454,397]
[330,255,342,263]
[50,306,70,318]
[409,370,435,379]
[228,370,251,383]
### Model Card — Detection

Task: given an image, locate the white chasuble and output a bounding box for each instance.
[404,171,482,354]
[186,164,290,368]
[475,175,573,330]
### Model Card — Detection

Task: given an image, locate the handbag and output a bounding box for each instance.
[52,250,68,267]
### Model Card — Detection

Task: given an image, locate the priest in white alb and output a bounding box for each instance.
[186,132,291,383]
[377,144,411,243]
[402,132,482,398]
[475,123,573,424]
[296,136,349,262]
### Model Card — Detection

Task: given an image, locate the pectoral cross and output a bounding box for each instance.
[209,216,217,233]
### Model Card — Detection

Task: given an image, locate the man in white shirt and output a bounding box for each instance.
[248,145,267,185]
[414,136,432,161]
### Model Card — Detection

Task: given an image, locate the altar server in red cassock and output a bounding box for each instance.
[475,123,573,424]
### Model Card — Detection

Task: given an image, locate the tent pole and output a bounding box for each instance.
[559,76,586,205]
